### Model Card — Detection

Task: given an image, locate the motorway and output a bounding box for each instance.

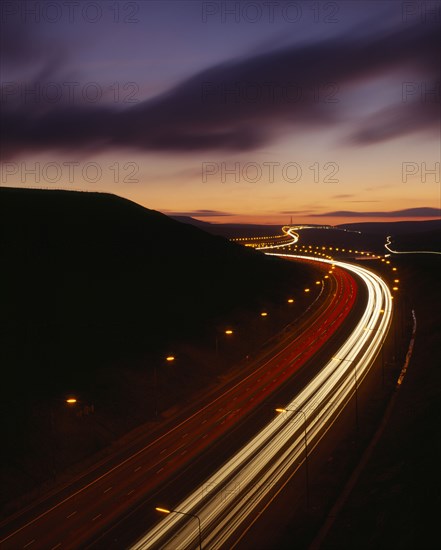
[0,261,357,549]
[258,226,299,250]
[131,255,392,549]
[385,235,441,255]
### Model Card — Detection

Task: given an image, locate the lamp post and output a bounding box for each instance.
[215,328,233,356]
[275,407,309,509]
[156,507,203,550]
[49,396,85,479]
[154,356,175,418]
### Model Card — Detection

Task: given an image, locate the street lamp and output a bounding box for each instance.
[49,395,87,479]
[215,328,233,354]
[154,356,175,418]
[275,407,309,509]
[156,507,203,550]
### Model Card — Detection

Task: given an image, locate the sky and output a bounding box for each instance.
[1,0,440,225]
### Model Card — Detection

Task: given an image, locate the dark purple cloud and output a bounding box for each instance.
[311,207,441,218]
[1,18,439,157]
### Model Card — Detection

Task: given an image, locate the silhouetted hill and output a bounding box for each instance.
[0,187,313,397]
[170,215,213,228]
[170,217,284,238]
[338,219,441,235]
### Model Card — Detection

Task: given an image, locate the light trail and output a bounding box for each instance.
[385,235,441,255]
[131,255,392,550]
[258,227,299,250]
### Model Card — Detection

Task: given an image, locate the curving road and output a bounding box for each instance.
[131,255,392,549]
[385,235,441,255]
[0,262,356,550]
[258,226,299,250]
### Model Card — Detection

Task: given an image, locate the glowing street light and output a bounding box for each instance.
[216,327,233,355]
[287,298,294,304]
[65,398,77,404]
[260,311,268,317]
[154,356,176,418]
[155,507,203,549]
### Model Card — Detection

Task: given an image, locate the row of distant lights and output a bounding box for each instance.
[60,284,326,402]
[236,237,401,299]
[232,234,287,242]
[198,276,327,337]
[235,239,398,271]
[62,268,398,405]
[66,271,400,405]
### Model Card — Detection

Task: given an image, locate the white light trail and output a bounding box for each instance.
[258,227,299,250]
[132,255,392,550]
[385,235,441,255]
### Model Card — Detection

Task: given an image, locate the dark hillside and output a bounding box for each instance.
[0,187,314,397]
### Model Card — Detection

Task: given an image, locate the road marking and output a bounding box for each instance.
[181,449,187,455]
[50,544,62,550]
[160,448,167,454]
[156,467,164,474]
[0,256,354,548]
[202,419,207,424]
[202,434,208,439]
[66,511,77,518]
[104,486,112,493]
[92,514,102,522]
[134,466,142,472]
[127,489,135,496]
[23,540,35,548]
[182,433,188,438]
